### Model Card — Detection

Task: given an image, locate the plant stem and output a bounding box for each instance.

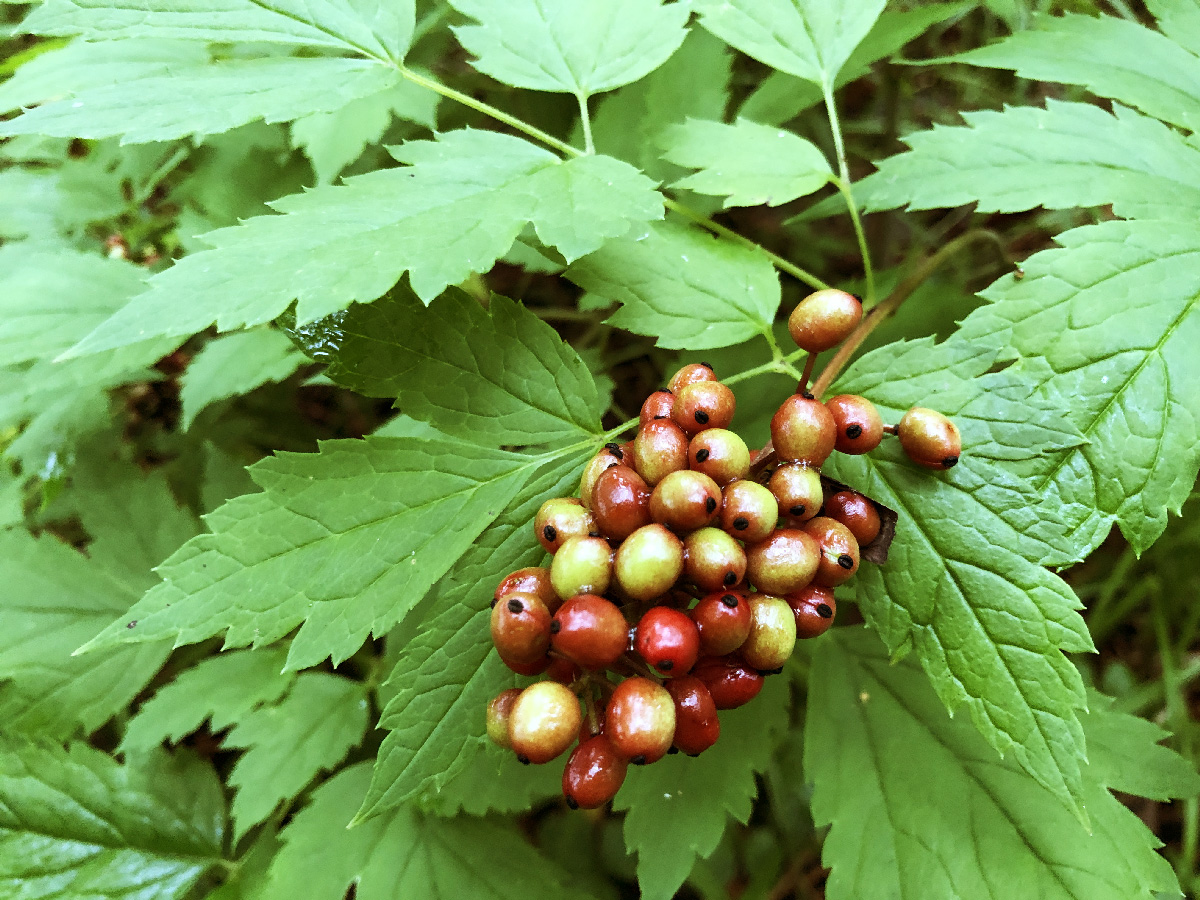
[823,83,875,304]
[577,93,595,155]
[799,353,817,393]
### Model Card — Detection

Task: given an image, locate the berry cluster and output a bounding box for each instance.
[485,289,961,810]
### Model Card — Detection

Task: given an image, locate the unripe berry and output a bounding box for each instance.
[825,394,884,455]
[897,407,962,469]
[535,498,596,554]
[692,656,764,709]
[785,585,836,639]
[639,389,675,426]
[746,528,819,595]
[768,463,823,523]
[508,681,582,764]
[634,606,701,676]
[788,289,862,352]
[823,490,881,546]
[740,594,797,671]
[771,395,836,466]
[649,469,721,532]
[550,535,613,599]
[614,524,684,601]
[667,362,717,393]
[493,566,559,614]
[490,592,552,664]
[683,527,747,593]
[580,448,624,508]
[690,590,753,656]
[592,465,652,541]
[671,381,735,436]
[563,735,628,809]
[486,688,522,748]
[551,593,629,670]
[665,676,720,756]
[632,419,689,486]
[720,480,779,544]
[689,428,750,485]
[606,677,676,764]
[802,517,860,587]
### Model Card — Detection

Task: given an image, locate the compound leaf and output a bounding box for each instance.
[1148,0,1200,58]
[179,328,308,430]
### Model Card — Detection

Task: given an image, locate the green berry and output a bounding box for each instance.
[580,448,624,508]
[719,480,779,544]
[770,395,836,466]
[535,497,596,554]
[667,362,717,394]
[746,528,819,595]
[787,289,862,352]
[688,428,750,485]
[802,516,860,587]
[551,535,613,599]
[632,419,689,486]
[683,527,747,593]
[508,681,582,764]
[486,688,522,748]
[768,463,823,523]
[740,594,797,671]
[897,406,962,470]
[649,469,722,532]
[614,524,684,601]
[671,381,735,436]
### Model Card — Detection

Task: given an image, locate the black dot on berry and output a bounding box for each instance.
[606,441,620,452]
[695,410,710,424]
[667,746,680,755]
[943,455,960,468]
[543,525,557,542]
[695,448,710,462]
[733,517,749,531]
[589,531,601,538]
[764,667,784,675]
[507,598,524,613]
[837,554,854,570]
[687,752,700,758]
[850,293,863,304]
[659,387,673,394]
[550,620,561,634]
[654,414,667,420]
[846,424,862,439]
[724,571,737,586]
[657,659,674,671]
[631,754,647,765]
[817,603,833,619]
[699,361,713,371]
[490,598,498,608]
[801,389,815,400]
[706,497,717,513]
[721,593,739,608]
[517,755,530,765]
[790,504,805,516]
[566,796,579,809]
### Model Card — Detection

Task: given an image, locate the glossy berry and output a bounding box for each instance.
[746,528,819,595]
[508,681,582,764]
[546,656,583,685]
[606,676,676,764]
[802,517,860,587]
[740,594,797,671]
[690,590,753,657]
[563,735,628,809]
[486,688,522,748]
[579,448,625,509]
[683,527,747,593]
[720,480,779,544]
[692,657,764,709]
[614,524,684,601]
[550,535,613,599]
[787,288,863,352]
[688,428,750,485]
[535,498,596,554]
[490,592,552,664]
[671,381,735,436]
[785,585,837,639]
[771,395,837,466]
[824,490,881,546]
[768,463,823,523]
[640,389,675,426]
[493,566,559,614]
[825,394,884,455]
[667,362,717,393]
[649,469,722,532]
[635,606,701,676]
[592,465,652,541]
[551,593,629,670]
[897,406,962,470]
[665,676,720,756]
[632,418,689,486]
[498,650,551,677]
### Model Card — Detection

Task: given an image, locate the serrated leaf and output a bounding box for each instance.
[807,628,1183,900]
[119,647,293,754]
[951,219,1200,554]
[1148,0,1200,58]
[78,436,542,671]
[225,672,368,837]
[1083,691,1200,801]
[615,676,790,900]
[566,220,781,350]
[288,285,604,446]
[0,737,226,900]
[262,763,590,900]
[661,117,832,207]
[0,40,402,143]
[360,450,588,819]
[428,742,562,817]
[180,328,308,430]
[65,130,663,357]
[449,0,689,98]
[694,0,886,87]
[952,13,1200,133]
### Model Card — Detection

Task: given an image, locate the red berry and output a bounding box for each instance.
[490,592,552,664]
[897,407,961,470]
[719,480,779,544]
[746,528,819,595]
[606,677,676,764]
[667,362,717,393]
[632,419,689,486]
[486,688,522,748]
[639,389,676,427]
[535,498,596,553]
[683,527,747,593]
[802,517,860,587]
[634,606,701,676]
[547,656,583,685]
[563,735,628,809]
[671,381,735,436]
[649,469,722,532]
[740,594,797,671]
[614,523,684,601]
[690,590,753,656]
[825,394,884,455]
[494,566,560,614]
[498,651,551,677]
[508,682,582,764]
[665,676,720,756]
[692,657,764,709]
[550,535,613,599]
[771,395,836,466]
[768,463,823,524]
[688,428,750,485]
[785,585,837,639]
[592,464,653,541]
[788,289,862,352]
[580,448,624,509]
[551,593,629,670]
[823,490,881,546]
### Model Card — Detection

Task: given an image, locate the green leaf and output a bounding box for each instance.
[951,219,1200,554]
[566,220,781,350]
[359,449,588,819]
[694,0,886,87]
[21,0,415,62]
[225,672,369,837]
[952,13,1200,133]
[429,741,562,816]
[0,40,403,143]
[1148,0,1200,58]
[1083,691,1200,801]
[77,436,540,671]
[288,286,605,446]
[661,117,832,207]
[65,130,663,357]
[180,328,308,430]
[0,169,61,240]
[806,628,1183,900]
[615,676,791,900]
[0,737,226,900]
[119,647,294,754]
[262,763,589,900]
[449,0,690,98]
